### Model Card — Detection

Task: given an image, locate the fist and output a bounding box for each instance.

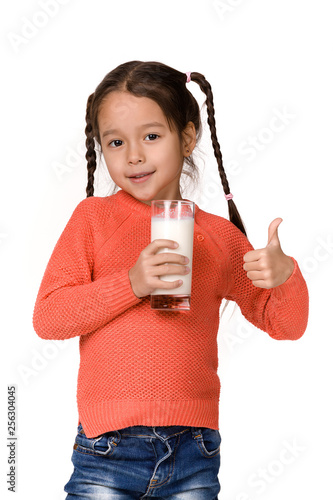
[243,218,295,289]
[128,239,191,298]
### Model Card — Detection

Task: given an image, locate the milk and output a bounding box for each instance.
[151,217,194,295]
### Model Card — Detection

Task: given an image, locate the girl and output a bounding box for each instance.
[33,60,309,499]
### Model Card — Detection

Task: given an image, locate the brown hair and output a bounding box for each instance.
[85,60,247,236]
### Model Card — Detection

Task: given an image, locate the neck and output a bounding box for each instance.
[138,195,184,207]
[114,189,198,217]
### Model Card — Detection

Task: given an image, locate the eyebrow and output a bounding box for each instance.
[102,122,166,138]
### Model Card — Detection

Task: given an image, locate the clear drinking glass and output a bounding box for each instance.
[150,200,195,311]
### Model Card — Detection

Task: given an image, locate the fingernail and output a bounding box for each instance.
[185,266,190,273]
[184,257,189,264]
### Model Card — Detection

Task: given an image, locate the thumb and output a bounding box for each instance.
[266,217,283,247]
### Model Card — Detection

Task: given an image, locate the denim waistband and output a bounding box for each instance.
[79,424,204,441]
[78,421,210,441]
[119,425,203,441]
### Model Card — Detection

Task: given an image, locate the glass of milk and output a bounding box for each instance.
[151,200,195,311]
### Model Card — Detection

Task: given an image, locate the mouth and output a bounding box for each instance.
[128,171,155,183]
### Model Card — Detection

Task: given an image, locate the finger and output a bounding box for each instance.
[243,260,264,272]
[149,239,179,254]
[155,263,190,277]
[246,270,265,281]
[151,277,184,289]
[243,249,264,263]
[267,218,283,247]
[152,252,189,266]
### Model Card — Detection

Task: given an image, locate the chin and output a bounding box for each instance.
[138,196,153,205]
[133,191,154,202]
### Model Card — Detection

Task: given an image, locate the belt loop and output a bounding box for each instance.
[112,430,121,445]
[191,428,202,439]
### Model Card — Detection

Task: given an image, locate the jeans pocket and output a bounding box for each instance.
[73,423,120,457]
[193,427,221,458]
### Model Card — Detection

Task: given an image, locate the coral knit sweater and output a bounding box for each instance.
[33,189,309,438]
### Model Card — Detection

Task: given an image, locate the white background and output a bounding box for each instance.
[1,0,332,498]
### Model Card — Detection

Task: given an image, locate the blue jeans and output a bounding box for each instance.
[64,423,221,499]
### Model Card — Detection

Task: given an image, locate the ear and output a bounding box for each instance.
[181,121,197,156]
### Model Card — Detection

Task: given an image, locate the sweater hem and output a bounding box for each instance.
[78,398,219,438]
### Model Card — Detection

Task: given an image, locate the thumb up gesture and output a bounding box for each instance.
[243,218,295,289]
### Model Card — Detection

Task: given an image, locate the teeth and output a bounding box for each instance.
[135,174,148,178]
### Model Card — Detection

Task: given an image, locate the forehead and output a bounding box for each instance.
[98,91,166,128]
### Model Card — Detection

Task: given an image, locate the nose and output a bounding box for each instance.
[128,143,144,165]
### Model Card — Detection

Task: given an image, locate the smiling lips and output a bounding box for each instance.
[128,171,155,183]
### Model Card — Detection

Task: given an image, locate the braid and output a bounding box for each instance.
[190,73,247,237]
[85,93,97,198]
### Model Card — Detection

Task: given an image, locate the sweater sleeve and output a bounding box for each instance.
[223,222,309,340]
[33,199,142,340]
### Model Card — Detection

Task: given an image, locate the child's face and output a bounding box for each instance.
[98,91,193,204]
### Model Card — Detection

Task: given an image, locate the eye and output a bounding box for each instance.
[109,139,123,147]
[145,134,159,141]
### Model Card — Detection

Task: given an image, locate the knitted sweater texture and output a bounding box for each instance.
[33,190,309,437]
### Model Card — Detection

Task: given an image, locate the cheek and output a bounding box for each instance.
[159,142,183,165]
[102,148,118,168]
[102,155,120,179]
